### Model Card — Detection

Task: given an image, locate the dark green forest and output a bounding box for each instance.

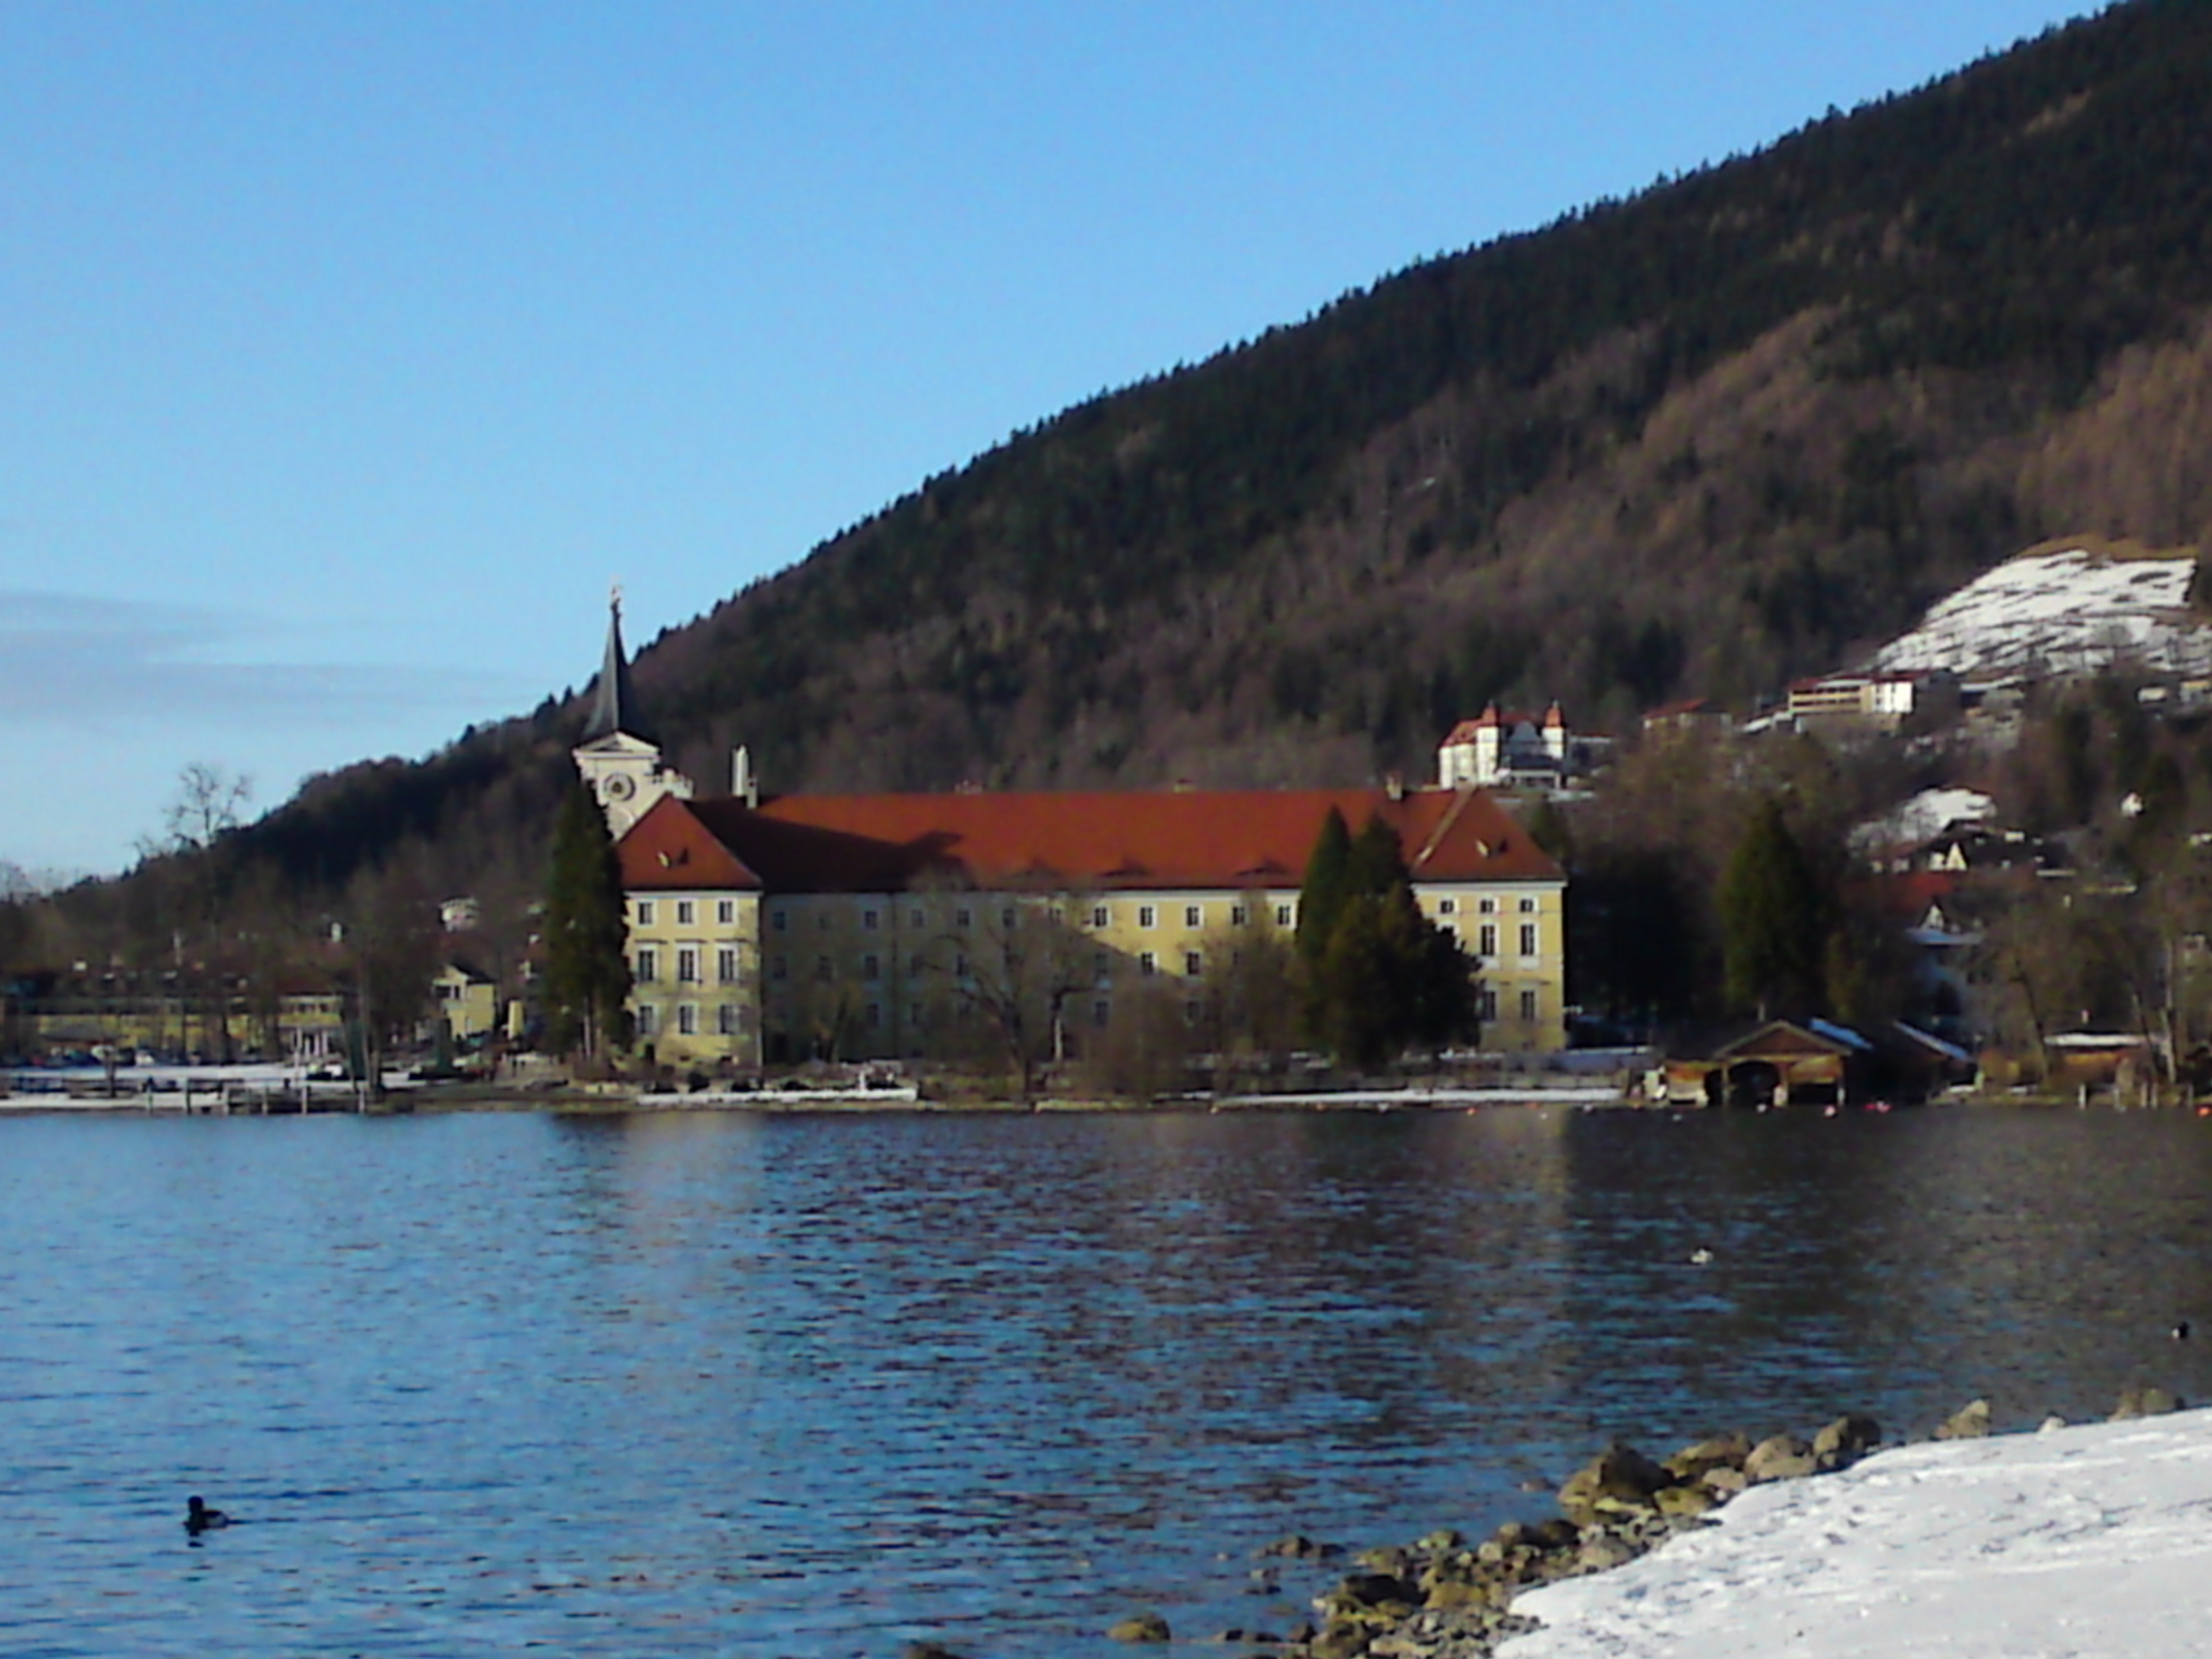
[79,0,2212,919]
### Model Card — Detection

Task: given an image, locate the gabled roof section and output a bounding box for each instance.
[673,785,1560,895]
[616,796,763,891]
[581,591,652,745]
[1714,1020,1858,1060]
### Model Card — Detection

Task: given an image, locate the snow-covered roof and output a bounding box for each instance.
[1850,787,1996,851]
[1807,1017,1873,1052]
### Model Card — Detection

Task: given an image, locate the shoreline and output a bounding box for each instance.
[10,1079,2211,1115]
[0,1074,1631,1115]
[1125,1388,2192,1658]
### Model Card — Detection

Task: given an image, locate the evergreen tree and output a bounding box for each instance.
[1299,811,1480,1065]
[542,781,632,1065]
[1718,797,1826,1019]
[1348,814,1412,895]
[1524,797,1574,865]
[1410,897,1480,1050]
[1295,806,1354,969]
[1317,895,1396,1068]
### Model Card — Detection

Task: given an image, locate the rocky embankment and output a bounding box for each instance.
[1074,1387,2190,1659]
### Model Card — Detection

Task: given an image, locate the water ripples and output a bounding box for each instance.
[6,1105,2212,1654]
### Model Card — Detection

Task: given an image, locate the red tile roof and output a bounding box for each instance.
[1441,701,1567,743]
[618,786,1561,895]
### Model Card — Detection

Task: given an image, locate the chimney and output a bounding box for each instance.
[732,745,758,808]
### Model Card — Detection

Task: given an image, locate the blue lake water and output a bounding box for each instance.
[7,1104,2212,1656]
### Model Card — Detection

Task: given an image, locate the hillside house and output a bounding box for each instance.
[1639,697,1736,743]
[1786,670,1962,734]
[1437,703,1610,792]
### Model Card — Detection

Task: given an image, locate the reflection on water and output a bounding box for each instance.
[5,1106,2212,1656]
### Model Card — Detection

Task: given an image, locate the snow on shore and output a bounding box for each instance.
[1498,1407,2212,1658]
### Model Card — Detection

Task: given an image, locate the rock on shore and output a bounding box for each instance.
[1223,1390,2182,1659]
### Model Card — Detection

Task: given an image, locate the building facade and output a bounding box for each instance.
[571,602,1569,1070]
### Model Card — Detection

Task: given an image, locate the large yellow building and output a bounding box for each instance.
[572,600,1568,1070]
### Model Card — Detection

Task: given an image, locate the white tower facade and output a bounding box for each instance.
[571,588,693,836]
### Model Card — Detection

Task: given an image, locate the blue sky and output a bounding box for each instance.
[0,1,2087,879]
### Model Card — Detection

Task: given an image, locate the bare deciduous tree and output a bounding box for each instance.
[917,879,1097,1101]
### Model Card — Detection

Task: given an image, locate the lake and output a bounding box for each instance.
[6,1104,2212,1656]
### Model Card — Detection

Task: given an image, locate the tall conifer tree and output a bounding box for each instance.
[1718,797,1826,1020]
[543,781,632,1064]
[1296,807,1354,968]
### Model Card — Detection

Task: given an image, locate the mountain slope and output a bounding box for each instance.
[235,0,2212,905]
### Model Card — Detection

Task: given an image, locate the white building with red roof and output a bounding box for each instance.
[1437,701,1579,790]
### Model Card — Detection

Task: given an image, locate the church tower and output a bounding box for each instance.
[571,587,693,837]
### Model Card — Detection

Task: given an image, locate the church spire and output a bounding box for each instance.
[582,583,650,743]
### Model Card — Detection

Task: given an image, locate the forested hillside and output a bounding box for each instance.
[170,0,2212,909]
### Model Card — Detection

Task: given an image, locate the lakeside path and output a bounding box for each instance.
[1496,1406,2212,1658]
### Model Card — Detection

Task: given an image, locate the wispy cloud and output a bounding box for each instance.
[0,590,530,729]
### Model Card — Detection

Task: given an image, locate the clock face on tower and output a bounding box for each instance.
[604,774,636,802]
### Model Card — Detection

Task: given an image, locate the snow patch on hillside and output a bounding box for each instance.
[1868,546,2209,682]
[1850,786,1995,849]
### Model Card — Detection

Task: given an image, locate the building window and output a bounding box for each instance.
[636,900,656,926]
[1479,897,1497,914]
[863,909,880,931]
[717,1003,739,1036]
[863,954,880,981]
[956,907,972,930]
[1437,897,1456,916]
[1094,951,1111,985]
[636,1003,658,1036]
[771,954,787,982]
[1185,1000,1202,1024]
[1183,951,1202,977]
[635,947,659,983]
[1478,988,1498,1021]
[717,899,735,925]
[1092,999,1110,1029]
[1275,903,1294,927]
[866,1002,882,1029]
[909,908,925,930]
[1478,925,1498,958]
[1519,924,1538,957]
[1184,904,1202,928]
[1002,907,1016,931]
[771,908,787,933]
[676,900,695,926]
[677,1003,698,1036]
[717,947,739,984]
[1139,951,1157,976]
[1519,989,1539,1023]
[677,947,701,983]
[954,953,969,979]
[1139,905,1156,928]
[1519,897,1538,914]
[815,956,832,982]
[908,953,924,980]
[1092,904,1110,928]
